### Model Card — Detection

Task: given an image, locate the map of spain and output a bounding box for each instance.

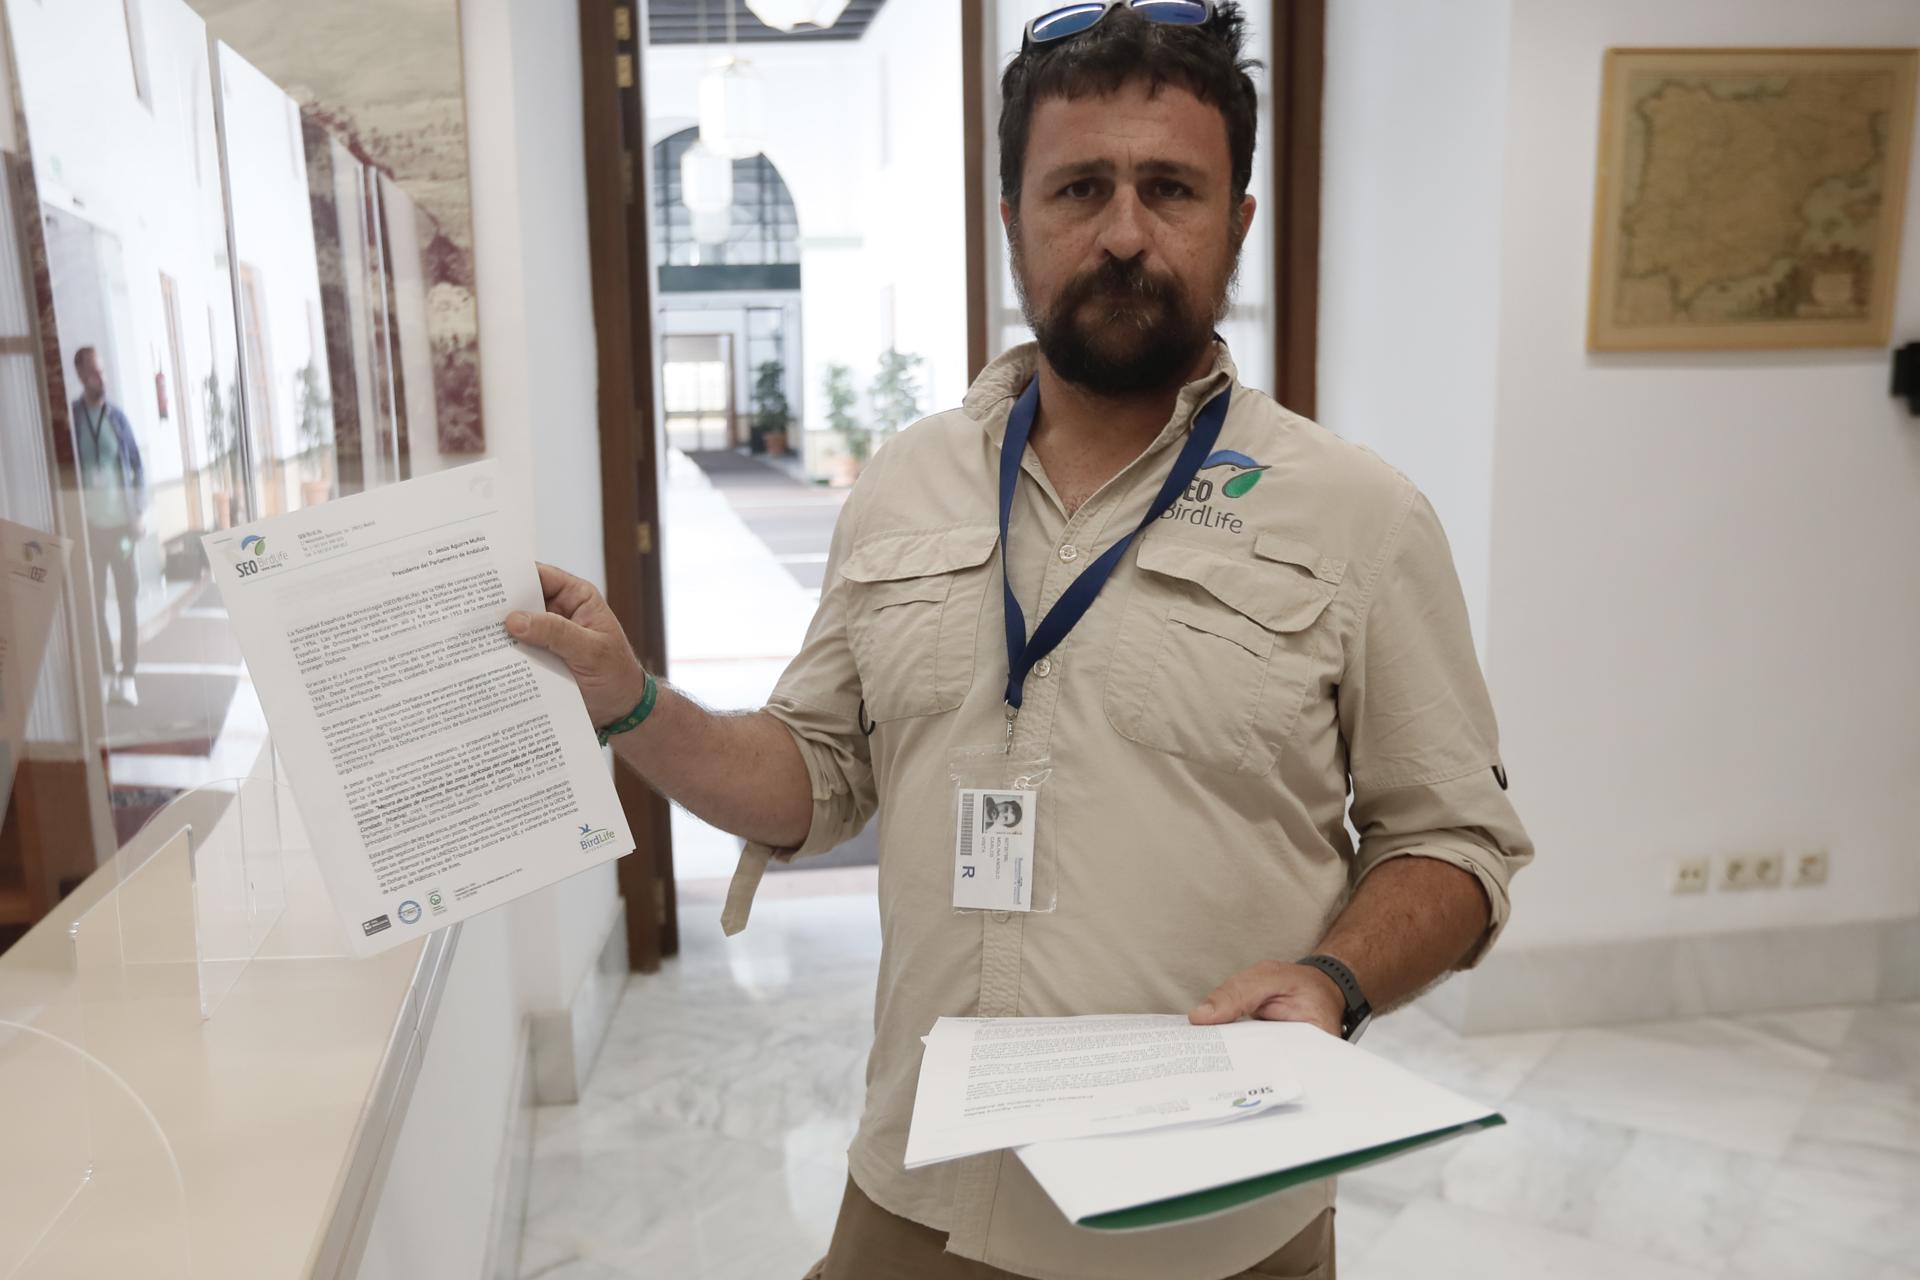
[1591,50,1917,351]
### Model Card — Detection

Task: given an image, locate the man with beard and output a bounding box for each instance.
[511,4,1531,1276]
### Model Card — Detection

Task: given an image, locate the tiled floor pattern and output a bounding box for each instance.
[520,885,1920,1280]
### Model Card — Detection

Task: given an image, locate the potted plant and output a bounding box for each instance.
[295,360,333,507]
[823,362,863,486]
[867,347,925,456]
[203,369,239,529]
[751,359,790,457]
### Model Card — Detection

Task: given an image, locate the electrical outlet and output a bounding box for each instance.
[1673,858,1710,895]
[1753,853,1784,889]
[1792,850,1830,887]
[1723,855,1753,890]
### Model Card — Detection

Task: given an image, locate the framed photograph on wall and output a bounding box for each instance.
[1588,47,1918,353]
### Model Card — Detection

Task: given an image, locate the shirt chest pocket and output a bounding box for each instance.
[1104,532,1342,775]
[841,526,1000,723]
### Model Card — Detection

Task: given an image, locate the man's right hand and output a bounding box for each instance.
[506,563,650,727]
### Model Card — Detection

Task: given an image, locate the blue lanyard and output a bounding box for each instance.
[998,377,1232,720]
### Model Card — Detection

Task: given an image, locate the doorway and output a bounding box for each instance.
[661,333,734,452]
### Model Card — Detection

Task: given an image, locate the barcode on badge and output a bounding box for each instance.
[958,792,976,860]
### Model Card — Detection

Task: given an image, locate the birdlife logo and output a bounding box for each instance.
[1161,450,1270,534]
[14,538,49,583]
[232,533,287,578]
[578,821,618,853]
[1198,450,1271,498]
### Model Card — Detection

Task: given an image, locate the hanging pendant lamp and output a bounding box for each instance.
[745,0,853,33]
[698,56,765,159]
[680,140,734,214]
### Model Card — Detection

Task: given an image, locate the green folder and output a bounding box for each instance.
[1078,1114,1506,1231]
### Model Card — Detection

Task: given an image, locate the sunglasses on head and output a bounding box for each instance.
[1024,0,1214,49]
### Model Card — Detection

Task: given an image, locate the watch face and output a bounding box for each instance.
[1346,1011,1374,1043]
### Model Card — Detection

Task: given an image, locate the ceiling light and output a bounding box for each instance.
[744,0,853,33]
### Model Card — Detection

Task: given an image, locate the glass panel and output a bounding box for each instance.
[217,46,338,520]
[0,0,458,957]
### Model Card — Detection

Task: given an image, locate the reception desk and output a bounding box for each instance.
[0,783,454,1277]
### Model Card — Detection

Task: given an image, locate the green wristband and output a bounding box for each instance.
[596,672,658,746]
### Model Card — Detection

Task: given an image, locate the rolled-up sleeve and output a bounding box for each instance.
[758,464,883,859]
[1337,485,1533,966]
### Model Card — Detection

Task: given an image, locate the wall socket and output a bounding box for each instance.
[1792,850,1830,887]
[1723,853,1784,891]
[1673,858,1710,895]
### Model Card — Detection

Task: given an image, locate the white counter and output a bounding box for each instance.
[0,784,453,1277]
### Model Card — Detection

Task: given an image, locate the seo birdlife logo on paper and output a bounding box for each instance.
[231,533,288,578]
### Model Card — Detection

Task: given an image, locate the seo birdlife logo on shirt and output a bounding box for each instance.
[1163,449,1271,534]
[1196,450,1271,499]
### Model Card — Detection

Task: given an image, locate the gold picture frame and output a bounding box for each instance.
[1588,47,1918,353]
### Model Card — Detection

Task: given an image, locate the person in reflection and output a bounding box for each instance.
[511,3,1532,1277]
[72,345,147,708]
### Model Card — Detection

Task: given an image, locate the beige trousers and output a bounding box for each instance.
[805,1177,1335,1280]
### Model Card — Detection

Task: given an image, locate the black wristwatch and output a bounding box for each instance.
[1296,954,1373,1042]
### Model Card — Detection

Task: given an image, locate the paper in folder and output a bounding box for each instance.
[1014,1021,1504,1231]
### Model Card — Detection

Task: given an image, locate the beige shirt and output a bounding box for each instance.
[724,344,1533,1280]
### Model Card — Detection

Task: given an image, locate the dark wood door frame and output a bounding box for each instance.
[962,0,989,382]
[580,0,676,972]
[1271,0,1324,419]
[575,3,1311,973]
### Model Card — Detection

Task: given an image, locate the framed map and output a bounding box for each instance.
[1588,48,1918,352]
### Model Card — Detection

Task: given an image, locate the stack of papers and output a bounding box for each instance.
[904,1015,1503,1230]
[905,1015,1301,1168]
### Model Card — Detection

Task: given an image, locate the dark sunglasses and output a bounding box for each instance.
[1023,0,1214,49]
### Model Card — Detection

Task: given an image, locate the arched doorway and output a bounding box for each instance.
[651,127,802,456]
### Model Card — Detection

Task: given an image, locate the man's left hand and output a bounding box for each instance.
[1188,961,1345,1037]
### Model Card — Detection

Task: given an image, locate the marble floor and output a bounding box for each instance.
[519,878,1920,1280]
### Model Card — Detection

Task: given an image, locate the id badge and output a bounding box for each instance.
[949,747,1054,913]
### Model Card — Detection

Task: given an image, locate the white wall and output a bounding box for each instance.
[1486,0,1920,949]
[1317,0,1509,652]
[1325,0,1920,954]
[358,0,620,1273]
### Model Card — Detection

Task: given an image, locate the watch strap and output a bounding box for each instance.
[1297,953,1372,1040]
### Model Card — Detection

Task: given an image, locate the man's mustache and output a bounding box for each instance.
[1055,258,1184,316]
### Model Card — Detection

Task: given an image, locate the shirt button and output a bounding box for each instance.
[1034,657,1053,678]
[992,911,1011,924]
[1058,544,1078,563]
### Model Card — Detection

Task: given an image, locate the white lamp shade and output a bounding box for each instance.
[690,207,733,246]
[698,58,765,160]
[745,0,852,33]
[679,141,734,214]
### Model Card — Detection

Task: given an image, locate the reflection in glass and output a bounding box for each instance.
[0,0,441,943]
[216,44,335,517]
